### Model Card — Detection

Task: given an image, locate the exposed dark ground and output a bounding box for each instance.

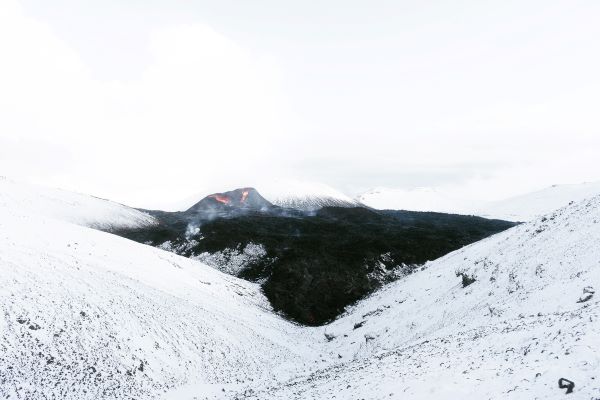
[113,189,517,326]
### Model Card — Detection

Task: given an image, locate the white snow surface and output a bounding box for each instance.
[0,177,157,230]
[2,179,600,399]
[193,243,268,276]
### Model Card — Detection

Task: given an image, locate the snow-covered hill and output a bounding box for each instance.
[479,181,600,221]
[0,183,320,400]
[245,194,600,399]
[260,180,360,211]
[0,177,157,230]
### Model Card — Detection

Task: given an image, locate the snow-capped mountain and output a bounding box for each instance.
[245,194,600,399]
[0,176,156,230]
[259,180,361,211]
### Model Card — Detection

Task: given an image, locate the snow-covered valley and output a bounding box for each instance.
[1,179,599,399]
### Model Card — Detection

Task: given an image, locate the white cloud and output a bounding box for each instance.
[2,0,600,208]
[0,1,287,207]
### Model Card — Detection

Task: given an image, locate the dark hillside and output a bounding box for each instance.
[114,191,517,325]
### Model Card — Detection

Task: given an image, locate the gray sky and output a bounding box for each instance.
[1,0,599,208]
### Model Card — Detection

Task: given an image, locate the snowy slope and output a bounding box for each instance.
[357,186,478,214]
[0,191,321,400]
[0,177,157,230]
[3,178,600,399]
[243,195,600,399]
[479,181,600,221]
[260,180,360,211]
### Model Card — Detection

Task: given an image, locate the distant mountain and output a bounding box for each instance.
[260,180,361,211]
[358,181,600,222]
[357,186,477,214]
[155,181,359,213]
[271,195,360,211]
[117,187,516,325]
[185,187,276,217]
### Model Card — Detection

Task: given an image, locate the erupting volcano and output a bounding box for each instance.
[185,187,275,217]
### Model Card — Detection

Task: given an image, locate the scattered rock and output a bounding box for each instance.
[558,377,575,394]
[577,286,595,303]
[456,271,476,287]
[353,321,366,330]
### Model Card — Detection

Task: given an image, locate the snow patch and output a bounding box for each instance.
[193,243,268,276]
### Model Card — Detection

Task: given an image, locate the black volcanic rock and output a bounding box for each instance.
[114,188,518,326]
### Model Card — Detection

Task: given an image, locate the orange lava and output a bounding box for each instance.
[211,194,231,204]
[241,190,249,203]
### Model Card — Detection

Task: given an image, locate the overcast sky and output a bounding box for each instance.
[1,0,599,208]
